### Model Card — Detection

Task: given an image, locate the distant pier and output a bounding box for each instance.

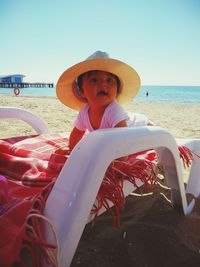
[0,82,54,88]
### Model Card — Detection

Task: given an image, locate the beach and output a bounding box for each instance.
[1,94,200,139]
[1,94,200,266]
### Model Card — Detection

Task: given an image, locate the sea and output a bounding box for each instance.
[1,85,200,104]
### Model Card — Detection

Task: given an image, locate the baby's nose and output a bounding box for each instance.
[101,80,108,88]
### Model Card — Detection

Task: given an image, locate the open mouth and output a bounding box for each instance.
[97,90,108,96]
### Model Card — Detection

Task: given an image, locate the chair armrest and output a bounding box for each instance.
[0,106,50,134]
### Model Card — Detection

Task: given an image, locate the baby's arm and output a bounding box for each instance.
[114,119,127,128]
[69,127,85,149]
[114,119,128,160]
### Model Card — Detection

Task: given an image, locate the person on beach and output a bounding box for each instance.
[56,51,152,150]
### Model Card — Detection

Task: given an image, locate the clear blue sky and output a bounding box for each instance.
[1,0,200,85]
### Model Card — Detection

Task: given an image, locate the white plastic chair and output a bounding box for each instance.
[44,126,200,266]
[0,106,200,267]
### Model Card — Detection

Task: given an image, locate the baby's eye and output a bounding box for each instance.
[89,78,98,83]
[106,77,114,83]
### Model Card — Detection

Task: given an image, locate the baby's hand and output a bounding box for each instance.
[55,146,71,156]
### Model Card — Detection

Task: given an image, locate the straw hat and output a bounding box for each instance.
[56,51,141,110]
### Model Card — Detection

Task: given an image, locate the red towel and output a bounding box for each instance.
[0,133,69,186]
[0,133,194,266]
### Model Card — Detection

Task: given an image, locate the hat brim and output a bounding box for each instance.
[56,58,141,110]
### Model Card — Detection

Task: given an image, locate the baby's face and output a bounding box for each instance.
[81,70,118,108]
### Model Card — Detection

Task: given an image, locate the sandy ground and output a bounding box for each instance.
[1,94,200,267]
[1,94,200,140]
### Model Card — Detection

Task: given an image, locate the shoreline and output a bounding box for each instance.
[1,94,200,139]
[1,92,200,104]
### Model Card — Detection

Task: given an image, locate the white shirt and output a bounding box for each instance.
[75,101,129,132]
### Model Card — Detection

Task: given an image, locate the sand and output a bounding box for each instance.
[1,94,200,140]
[1,94,200,266]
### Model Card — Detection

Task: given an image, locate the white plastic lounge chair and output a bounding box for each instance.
[0,106,200,267]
